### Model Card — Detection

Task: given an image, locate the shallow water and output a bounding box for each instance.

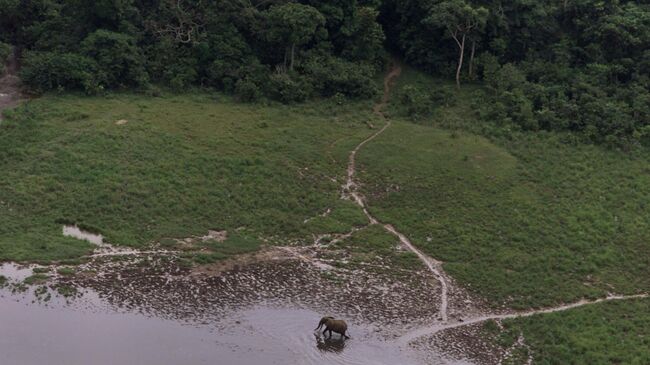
[63,225,104,246]
[0,287,423,365]
[0,262,36,281]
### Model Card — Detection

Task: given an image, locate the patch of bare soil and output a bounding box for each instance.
[413,323,507,365]
[56,249,443,334]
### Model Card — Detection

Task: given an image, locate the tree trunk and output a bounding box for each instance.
[290,42,296,71]
[456,34,466,89]
[283,46,288,72]
[468,40,476,79]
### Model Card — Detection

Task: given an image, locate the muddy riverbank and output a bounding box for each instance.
[0,254,463,365]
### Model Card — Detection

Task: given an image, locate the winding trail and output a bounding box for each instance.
[344,62,650,351]
[397,293,649,345]
[341,63,451,322]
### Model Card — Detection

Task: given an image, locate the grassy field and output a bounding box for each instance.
[356,67,650,309]
[486,298,650,364]
[0,92,379,262]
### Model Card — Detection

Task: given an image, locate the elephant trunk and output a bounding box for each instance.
[316,316,334,331]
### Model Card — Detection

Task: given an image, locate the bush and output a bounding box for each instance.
[81,29,148,88]
[0,41,11,66]
[234,79,262,102]
[303,56,377,98]
[397,85,436,119]
[431,86,455,107]
[20,51,100,94]
[268,72,312,103]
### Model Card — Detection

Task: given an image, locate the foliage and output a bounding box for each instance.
[382,0,650,146]
[5,0,386,101]
[264,3,327,71]
[81,30,148,88]
[268,72,313,103]
[0,41,11,65]
[19,51,101,94]
[302,55,377,98]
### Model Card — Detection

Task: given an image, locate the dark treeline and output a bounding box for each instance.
[0,0,386,102]
[1,0,649,146]
[381,0,650,147]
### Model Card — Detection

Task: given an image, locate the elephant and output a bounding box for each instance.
[315,316,350,339]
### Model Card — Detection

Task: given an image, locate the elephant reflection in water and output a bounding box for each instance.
[314,333,346,353]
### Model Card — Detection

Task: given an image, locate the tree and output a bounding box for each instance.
[424,0,487,88]
[265,3,326,71]
[81,29,148,87]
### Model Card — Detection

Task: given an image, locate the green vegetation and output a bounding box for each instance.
[55,283,78,297]
[56,267,75,276]
[382,0,650,147]
[23,273,49,285]
[0,93,378,262]
[0,41,10,65]
[358,118,650,308]
[356,68,650,308]
[1,0,384,101]
[330,225,421,271]
[183,233,262,265]
[493,298,650,364]
[303,200,369,236]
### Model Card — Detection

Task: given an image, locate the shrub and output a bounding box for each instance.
[20,51,100,94]
[234,79,262,102]
[81,29,148,88]
[0,41,11,65]
[303,56,377,98]
[268,72,312,103]
[397,85,436,119]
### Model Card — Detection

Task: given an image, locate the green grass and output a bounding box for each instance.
[302,199,369,236]
[357,67,650,308]
[493,298,650,364]
[56,267,75,276]
[330,225,421,270]
[0,92,379,262]
[23,273,49,285]
[183,233,262,264]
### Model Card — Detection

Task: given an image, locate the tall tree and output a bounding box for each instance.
[265,3,326,71]
[424,0,487,88]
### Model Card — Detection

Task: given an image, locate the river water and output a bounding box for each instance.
[0,285,422,365]
[0,264,436,365]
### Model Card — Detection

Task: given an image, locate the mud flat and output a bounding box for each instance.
[0,252,470,365]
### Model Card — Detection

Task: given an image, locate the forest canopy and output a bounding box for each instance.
[0,0,387,101]
[1,0,649,146]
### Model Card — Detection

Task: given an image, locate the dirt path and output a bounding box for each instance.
[0,47,22,119]
[398,293,649,345]
[340,62,452,323]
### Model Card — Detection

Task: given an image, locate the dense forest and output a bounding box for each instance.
[1,0,649,146]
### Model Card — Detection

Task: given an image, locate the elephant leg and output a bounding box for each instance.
[322,328,328,336]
